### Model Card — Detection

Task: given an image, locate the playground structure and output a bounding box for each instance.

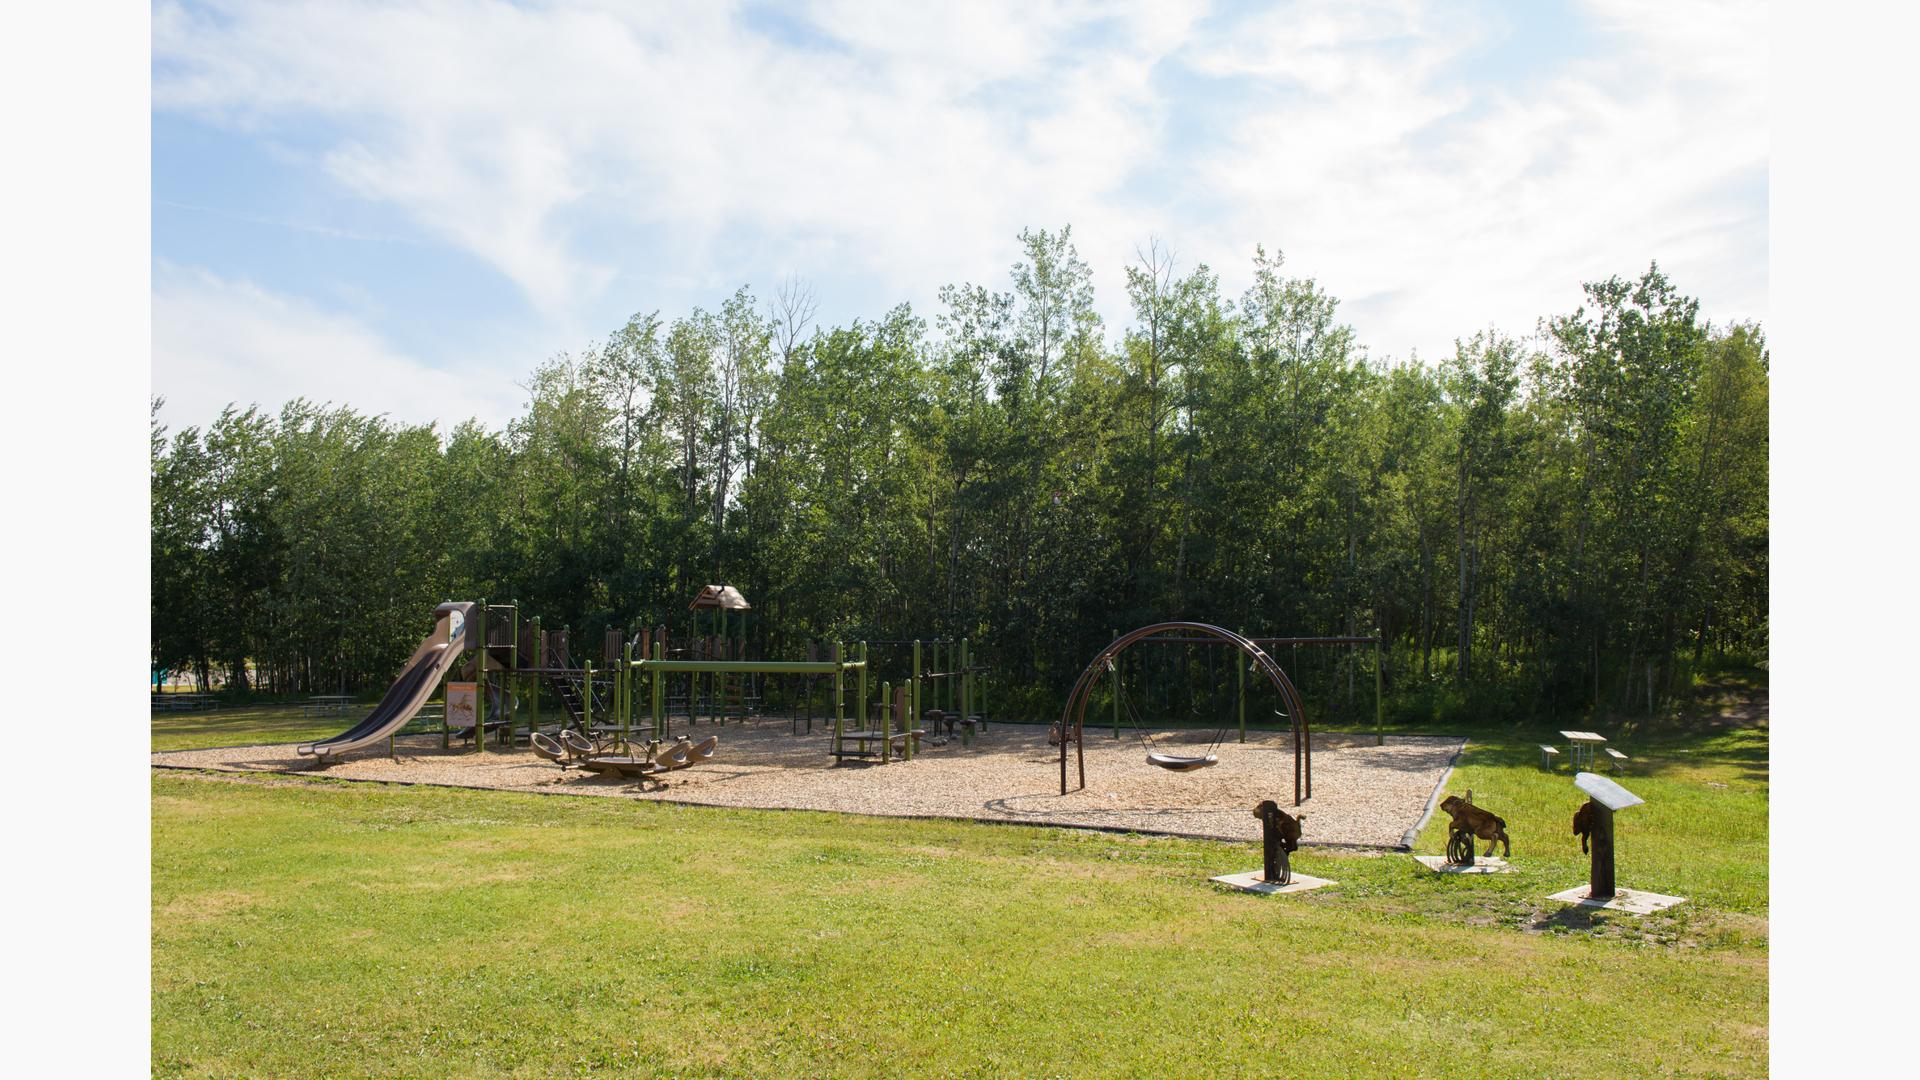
[1440,791,1511,867]
[296,587,1004,772]
[869,638,988,745]
[1096,628,1383,747]
[188,601,1699,918]
[1056,622,1316,804]
[297,601,474,763]
[1252,799,1303,885]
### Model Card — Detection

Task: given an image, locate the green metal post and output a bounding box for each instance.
[961,639,971,723]
[583,660,593,740]
[832,641,844,758]
[650,639,662,740]
[912,640,922,734]
[473,600,487,754]
[857,642,868,735]
[503,603,517,746]
[622,640,634,751]
[881,680,892,763]
[529,615,541,738]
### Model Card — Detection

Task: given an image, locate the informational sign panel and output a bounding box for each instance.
[1574,772,1644,811]
[446,682,477,729]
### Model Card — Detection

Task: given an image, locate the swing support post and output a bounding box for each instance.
[1058,623,1312,804]
[1238,627,1247,744]
[1374,629,1384,747]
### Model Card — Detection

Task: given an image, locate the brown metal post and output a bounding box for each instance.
[1059,692,1068,793]
[1292,678,1301,805]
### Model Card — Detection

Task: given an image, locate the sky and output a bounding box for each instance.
[150,0,1767,434]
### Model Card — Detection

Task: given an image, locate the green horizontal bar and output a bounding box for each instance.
[630,659,863,674]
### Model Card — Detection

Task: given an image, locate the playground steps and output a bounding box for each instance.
[543,673,608,731]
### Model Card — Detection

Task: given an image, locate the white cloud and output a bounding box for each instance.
[151,1,1202,316]
[152,268,523,432]
[1176,0,1767,356]
[152,0,1766,372]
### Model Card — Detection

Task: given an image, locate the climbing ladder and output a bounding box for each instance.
[543,671,608,733]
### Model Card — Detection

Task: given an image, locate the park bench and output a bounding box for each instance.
[1603,747,1630,771]
[1539,744,1561,769]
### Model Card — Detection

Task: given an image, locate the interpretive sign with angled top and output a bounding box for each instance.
[1575,772,1643,812]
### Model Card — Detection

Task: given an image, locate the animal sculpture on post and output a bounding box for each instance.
[1572,799,1596,854]
[1252,800,1303,886]
[1439,790,1511,861]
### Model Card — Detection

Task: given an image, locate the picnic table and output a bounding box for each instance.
[305,694,354,717]
[1560,730,1607,770]
[151,693,213,712]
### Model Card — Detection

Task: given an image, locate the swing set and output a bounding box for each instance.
[1104,653,1237,772]
[1055,622,1318,805]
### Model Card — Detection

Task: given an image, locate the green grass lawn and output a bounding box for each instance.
[152,702,387,752]
[153,696,1768,1077]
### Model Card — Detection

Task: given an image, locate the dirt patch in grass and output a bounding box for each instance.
[156,889,262,921]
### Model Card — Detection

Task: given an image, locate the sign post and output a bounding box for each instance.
[1573,772,1642,901]
[446,681,477,742]
[1548,772,1683,914]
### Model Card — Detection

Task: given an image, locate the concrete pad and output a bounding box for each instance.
[1547,885,1687,915]
[1210,870,1336,895]
[1414,854,1513,875]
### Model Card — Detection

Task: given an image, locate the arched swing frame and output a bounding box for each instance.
[1057,622,1313,805]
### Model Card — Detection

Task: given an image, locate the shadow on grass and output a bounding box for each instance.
[1527,906,1605,933]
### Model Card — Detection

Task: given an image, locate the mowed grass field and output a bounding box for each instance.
[152,693,1767,1077]
[152,702,371,752]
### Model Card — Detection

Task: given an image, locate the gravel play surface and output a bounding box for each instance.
[151,722,1463,847]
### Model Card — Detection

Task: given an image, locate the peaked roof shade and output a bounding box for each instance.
[689,585,751,611]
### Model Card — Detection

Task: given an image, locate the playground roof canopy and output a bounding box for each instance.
[690,584,751,611]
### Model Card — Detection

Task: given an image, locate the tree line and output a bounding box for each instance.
[151,228,1768,723]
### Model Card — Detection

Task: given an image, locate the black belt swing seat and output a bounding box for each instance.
[1146,751,1218,772]
[1108,656,1257,773]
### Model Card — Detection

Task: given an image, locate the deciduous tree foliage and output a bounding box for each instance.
[151,237,1766,721]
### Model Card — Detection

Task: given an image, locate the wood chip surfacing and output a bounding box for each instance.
[152,724,1462,847]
